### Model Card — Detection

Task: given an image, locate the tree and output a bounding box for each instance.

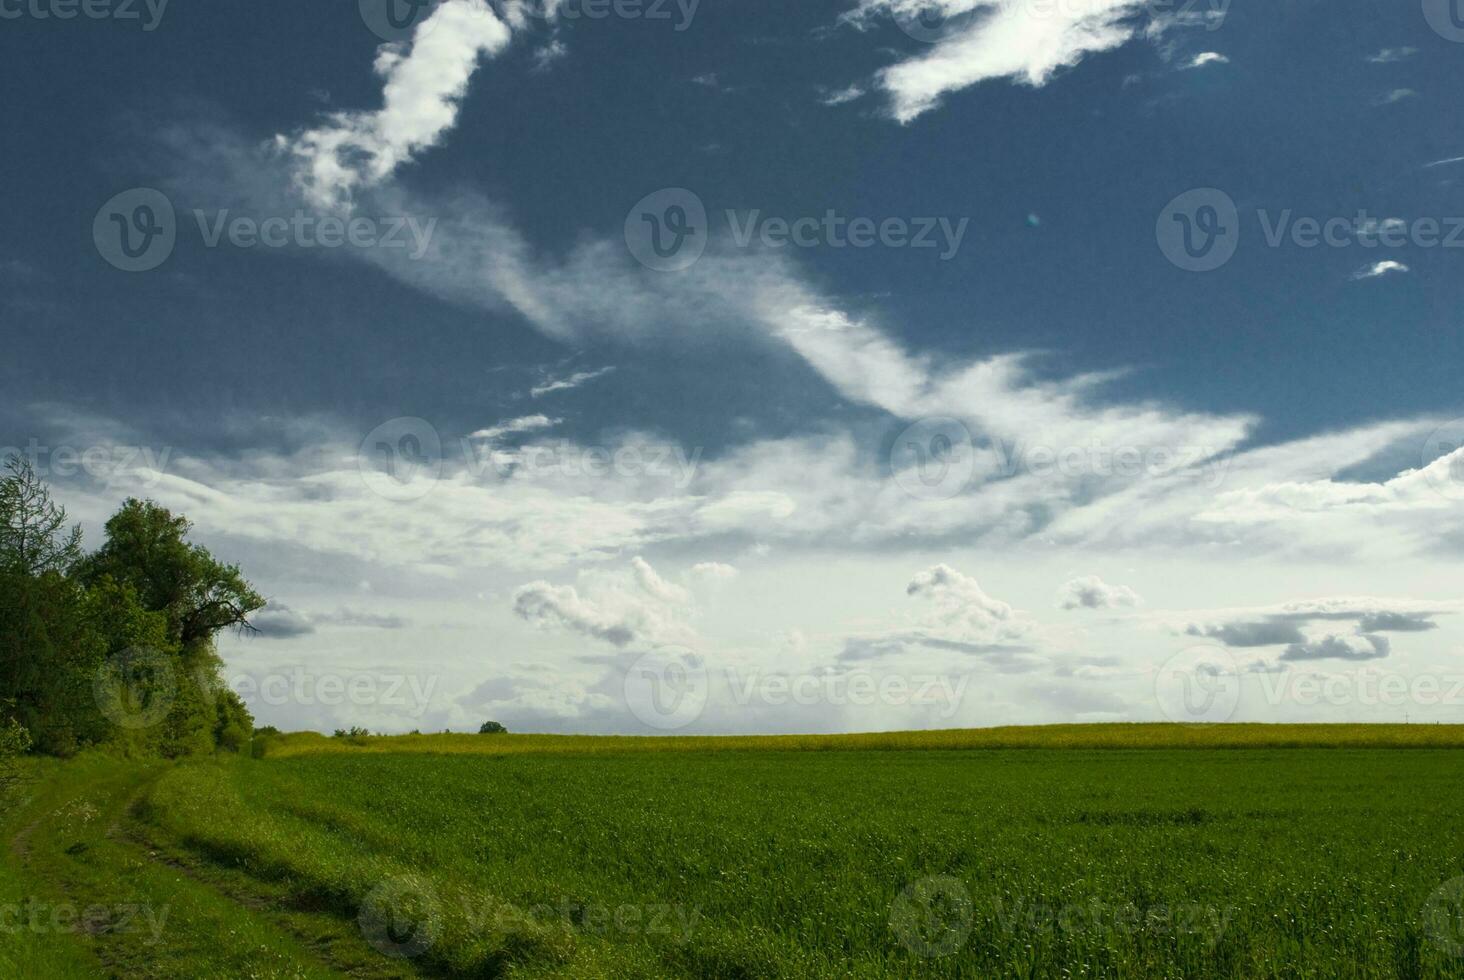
[0,456,82,577]
[478,721,508,735]
[76,500,264,649]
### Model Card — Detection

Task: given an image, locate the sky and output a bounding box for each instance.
[3,0,1464,735]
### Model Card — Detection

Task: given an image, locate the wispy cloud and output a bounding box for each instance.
[531,367,616,398]
[1366,47,1417,64]
[1372,88,1418,107]
[819,84,866,106]
[468,414,560,441]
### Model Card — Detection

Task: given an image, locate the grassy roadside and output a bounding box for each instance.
[0,757,107,978]
[258,722,1464,759]
[0,752,413,979]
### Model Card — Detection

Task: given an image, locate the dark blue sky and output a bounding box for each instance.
[4,0,1462,457]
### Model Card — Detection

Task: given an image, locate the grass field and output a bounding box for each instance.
[7,727,1464,977]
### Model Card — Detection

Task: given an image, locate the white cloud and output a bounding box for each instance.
[846,0,1149,122]
[1352,260,1410,280]
[1183,51,1228,69]
[513,557,694,649]
[276,0,512,208]
[468,414,560,441]
[630,555,691,604]
[1057,575,1140,610]
[1280,633,1390,662]
[690,562,740,583]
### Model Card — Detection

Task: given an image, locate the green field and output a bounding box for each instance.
[7,726,1464,977]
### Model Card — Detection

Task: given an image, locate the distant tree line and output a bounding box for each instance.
[0,455,261,759]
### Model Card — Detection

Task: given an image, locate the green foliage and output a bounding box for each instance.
[75,498,264,649]
[477,720,508,734]
[0,456,258,759]
[0,711,31,790]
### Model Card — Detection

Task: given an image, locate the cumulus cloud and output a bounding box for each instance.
[1280,633,1391,662]
[1057,575,1141,610]
[1180,596,1453,660]
[690,562,739,583]
[1186,619,1307,648]
[630,555,691,604]
[512,557,695,649]
[836,565,1035,668]
[512,582,640,646]
[252,603,316,639]
[907,563,1014,625]
[276,0,512,208]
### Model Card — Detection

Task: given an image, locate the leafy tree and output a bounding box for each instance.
[76,499,264,649]
[0,464,262,758]
[478,721,508,735]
